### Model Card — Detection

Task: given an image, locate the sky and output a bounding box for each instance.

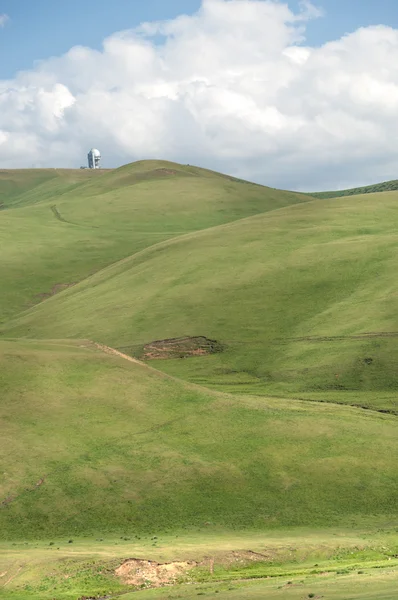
[1,0,398,190]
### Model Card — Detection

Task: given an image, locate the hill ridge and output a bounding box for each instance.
[0,162,311,322]
[310,178,398,199]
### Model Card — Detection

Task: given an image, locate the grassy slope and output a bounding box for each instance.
[0,168,105,209]
[0,161,309,324]
[3,165,398,598]
[310,178,398,199]
[2,338,398,541]
[7,189,398,408]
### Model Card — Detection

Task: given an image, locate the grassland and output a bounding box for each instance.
[2,162,398,598]
[6,187,398,409]
[3,528,398,599]
[310,178,398,199]
[3,338,398,541]
[0,160,309,324]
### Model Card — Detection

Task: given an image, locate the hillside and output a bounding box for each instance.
[3,163,398,599]
[0,160,310,324]
[0,168,106,209]
[6,188,398,410]
[310,178,398,199]
[1,338,398,541]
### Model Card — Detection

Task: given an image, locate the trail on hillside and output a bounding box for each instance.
[50,204,100,228]
[91,341,143,366]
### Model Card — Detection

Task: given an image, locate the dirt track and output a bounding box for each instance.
[91,342,143,366]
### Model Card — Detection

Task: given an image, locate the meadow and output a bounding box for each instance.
[1,161,398,598]
[5,183,398,410]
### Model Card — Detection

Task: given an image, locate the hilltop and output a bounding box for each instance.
[0,160,310,324]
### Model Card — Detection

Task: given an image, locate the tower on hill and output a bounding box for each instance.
[87,148,101,169]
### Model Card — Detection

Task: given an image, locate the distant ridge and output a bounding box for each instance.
[310,179,398,199]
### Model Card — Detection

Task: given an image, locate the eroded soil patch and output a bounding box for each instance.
[115,558,195,589]
[35,282,76,302]
[142,336,224,360]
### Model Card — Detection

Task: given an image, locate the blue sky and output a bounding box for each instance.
[1,0,398,188]
[1,0,398,79]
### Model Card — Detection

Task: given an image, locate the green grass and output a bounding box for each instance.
[129,569,398,600]
[6,188,398,409]
[0,160,309,323]
[310,178,398,199]
[2,338,398,540]
[3,528,398,599]
[3,162,398,599]
[0,168,105,209]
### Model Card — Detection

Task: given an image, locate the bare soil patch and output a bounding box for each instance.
[115,558,195,589]
[36,282,76,302]
[154,168,178,176]
[142,336,224,360]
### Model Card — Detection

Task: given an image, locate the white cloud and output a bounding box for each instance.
[0,14,9,27]
[1,0,398,190]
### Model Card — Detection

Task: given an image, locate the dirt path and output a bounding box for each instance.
[2,566,23,587]
[91,342,143,366]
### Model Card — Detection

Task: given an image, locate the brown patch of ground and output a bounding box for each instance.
[115,558,195,589]
[154,168,178,176]
[36,282,76,302]
[142,336,224,360]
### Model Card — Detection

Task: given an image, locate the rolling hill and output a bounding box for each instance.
[0,160,310,324]
[1,337,398,541]
[5,186,398,410]
[2,161,398,598]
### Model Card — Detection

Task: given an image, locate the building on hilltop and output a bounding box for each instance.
[87,148,101,169]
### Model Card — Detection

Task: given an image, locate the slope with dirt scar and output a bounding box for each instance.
[6,189,398,409]
[0,160,311,324]
[1,337,398,541]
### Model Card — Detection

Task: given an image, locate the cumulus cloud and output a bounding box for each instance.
[1,0,398,190]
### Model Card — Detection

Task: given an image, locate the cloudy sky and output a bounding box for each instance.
[1,0,398,191]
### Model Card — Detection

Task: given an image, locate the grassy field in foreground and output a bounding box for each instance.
[0,160,309,324]
[2,339,398,540]
[132,569,398,600]
[6,189,398,406]
[2,528,398,599]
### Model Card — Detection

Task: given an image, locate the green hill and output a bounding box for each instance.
[6,187,398,410]
[0,160,310,324]
[0,168,106,209]
[3,162,398,598]
[1,338,398,541]
[310,179,398,199]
